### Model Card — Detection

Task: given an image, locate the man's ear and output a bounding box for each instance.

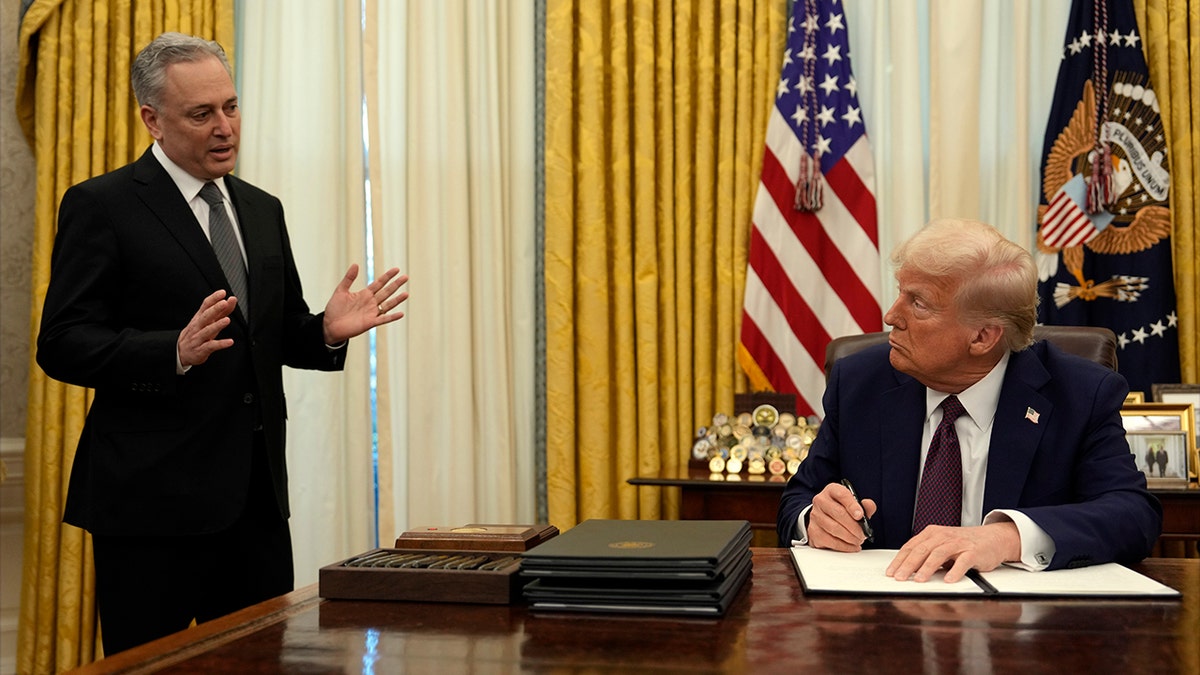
[140,105,162,140]
[969,323,1005,355]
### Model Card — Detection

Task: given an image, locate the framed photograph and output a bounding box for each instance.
[1120,402,1197,487]
[1125,432,1190,489]
[1124,391,1145,405]
[1151,384,1199,474]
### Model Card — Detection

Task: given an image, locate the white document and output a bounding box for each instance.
[790,547,1181,598]
[979,562,1179,597]
[790,548,985,595]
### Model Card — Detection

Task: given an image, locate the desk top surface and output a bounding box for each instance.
[74,549,1199,674]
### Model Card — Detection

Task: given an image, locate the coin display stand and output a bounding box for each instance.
[319,523,558,604]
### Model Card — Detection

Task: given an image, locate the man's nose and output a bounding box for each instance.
[213,112,233,136]
[883,299,903,328]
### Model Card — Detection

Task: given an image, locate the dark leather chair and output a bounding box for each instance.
[823,325,1118,379]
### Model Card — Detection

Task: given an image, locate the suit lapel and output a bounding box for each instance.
[223,175,269,328]
[131,148,242,323]
[982,348,1052,513]
[880,372,926,544]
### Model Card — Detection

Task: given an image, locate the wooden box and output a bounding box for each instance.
[394,523,559,551]
[318,523,558,605]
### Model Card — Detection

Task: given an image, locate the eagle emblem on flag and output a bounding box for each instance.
[1037,76,1171,309]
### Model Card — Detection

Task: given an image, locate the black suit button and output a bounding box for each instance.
[243,393,255,405]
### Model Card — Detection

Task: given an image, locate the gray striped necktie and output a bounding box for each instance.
[199,181,249,318]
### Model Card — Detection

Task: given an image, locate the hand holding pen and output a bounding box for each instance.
[806,480,878,552]
[840,479,874,543]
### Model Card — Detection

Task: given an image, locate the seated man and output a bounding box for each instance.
[777,218,1161,583]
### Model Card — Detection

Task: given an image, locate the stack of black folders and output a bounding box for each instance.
[521,519,753,617]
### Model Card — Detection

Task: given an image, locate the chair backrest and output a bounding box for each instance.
[823,325,1118,380]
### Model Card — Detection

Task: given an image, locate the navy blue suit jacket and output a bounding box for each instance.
[777,341,1161,569]
[38,147,345,536]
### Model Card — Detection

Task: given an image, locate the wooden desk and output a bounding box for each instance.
[629,470,1200,555]
[68,550,1198,674]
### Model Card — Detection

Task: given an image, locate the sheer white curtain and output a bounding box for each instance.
[236,1,374,584]
[843,0,1071,312]
[234,0,537,583]
[369,0,538,533]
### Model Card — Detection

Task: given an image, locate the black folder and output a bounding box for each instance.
[521,519,753,616]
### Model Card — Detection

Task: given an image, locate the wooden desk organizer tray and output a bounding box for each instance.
[319,524,558,605]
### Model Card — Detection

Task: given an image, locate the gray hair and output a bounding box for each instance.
[131,32,231,109]
[891,218,1039,352]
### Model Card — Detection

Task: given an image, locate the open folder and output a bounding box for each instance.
[790,547,1181,598]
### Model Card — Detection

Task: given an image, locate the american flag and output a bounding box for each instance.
[738,0,881,418]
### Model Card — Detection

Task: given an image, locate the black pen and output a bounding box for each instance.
[840,479,874,543]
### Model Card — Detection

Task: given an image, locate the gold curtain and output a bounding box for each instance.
[544,0,786,528]
[16,2,233,671]
[1135,0,1199,381]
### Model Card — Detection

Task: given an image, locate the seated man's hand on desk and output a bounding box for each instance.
[885,520,1021,583]
[808,482,877,552]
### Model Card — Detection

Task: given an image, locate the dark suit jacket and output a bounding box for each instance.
[777,341,1162,569]
[38,147,346,537]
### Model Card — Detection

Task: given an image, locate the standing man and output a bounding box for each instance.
[36,32,409,654]
[777,218,1160,583]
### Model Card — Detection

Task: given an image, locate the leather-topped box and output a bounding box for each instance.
[318,524,558,604]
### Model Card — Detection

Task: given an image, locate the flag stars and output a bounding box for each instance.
[1150,321,1166,337]
[825,12,845,33]
[1168,311,1178,327]
[1079,31,1093,48]
[817,105,836,126]
[800,44,817,62]
[1118,332,1130,349]
[1068,38,1083,55]
[1131,327,1148,344]
[791,105,808,126]
[819,73,840,95]
[803,13,819,33]
[797,75,813,95]
[777,77,790,98]
[846,76,858,97]
[783,48,794,68]
[813,135,832,156]
[1124,30,1140,47]
[842,105,862,127]
[823,44,842,66]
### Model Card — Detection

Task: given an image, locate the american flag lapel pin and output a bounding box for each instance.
[1025,407,1040,424]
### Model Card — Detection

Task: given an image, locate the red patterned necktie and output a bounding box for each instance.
[912,395,966,535]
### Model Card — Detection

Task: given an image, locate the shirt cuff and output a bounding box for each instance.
[791,505,814,546]
[985,509,1055,571]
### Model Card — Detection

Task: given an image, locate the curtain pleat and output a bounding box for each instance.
[1135,0,1199,382]
[544,0,787,528]
[370,0,538,534]
[16,2,233,671]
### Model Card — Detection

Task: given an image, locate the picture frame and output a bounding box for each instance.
[1120,402,1197,488]
[1124,391,1145,405]
[1151,384,1200,476]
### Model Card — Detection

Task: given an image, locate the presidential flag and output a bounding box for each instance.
[738,0,881,418]
[1035,0,1180,393]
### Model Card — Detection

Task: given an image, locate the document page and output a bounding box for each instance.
[790,547,1181,598]
[981,563,1180,597]
[789,547,985,595]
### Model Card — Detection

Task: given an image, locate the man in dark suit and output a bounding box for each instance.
[778,218,1160,583]
[36,32,409,654]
